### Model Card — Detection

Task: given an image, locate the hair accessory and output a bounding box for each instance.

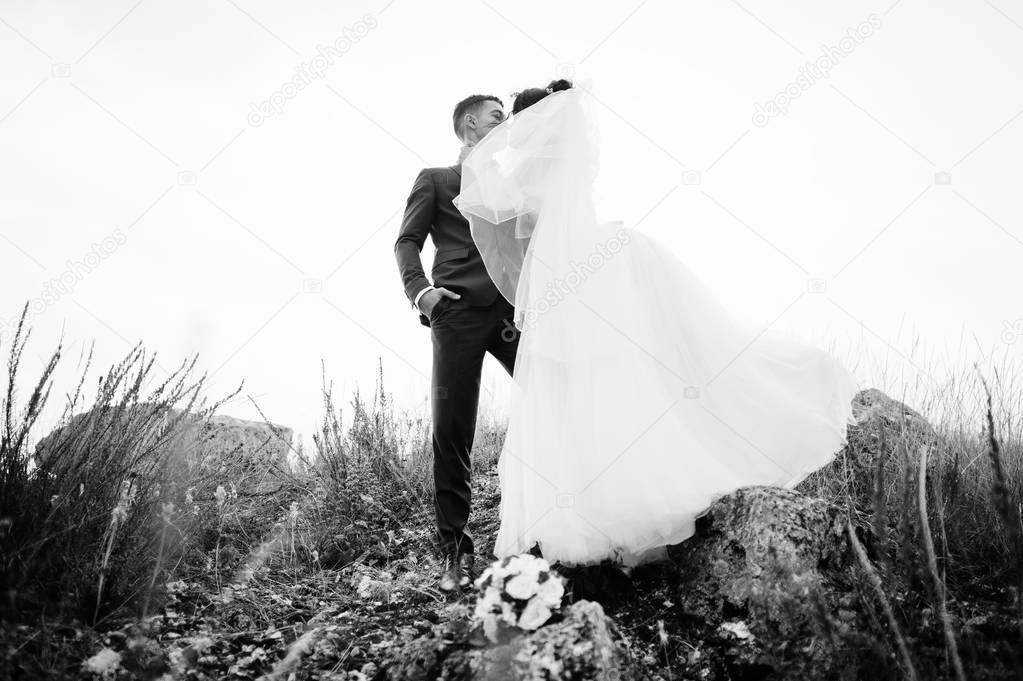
[545,86,553,94]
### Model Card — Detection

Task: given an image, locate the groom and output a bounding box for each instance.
[393,92,520,591]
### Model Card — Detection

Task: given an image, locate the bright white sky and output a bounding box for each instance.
[2,0,1021,450]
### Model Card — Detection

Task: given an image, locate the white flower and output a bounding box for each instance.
[517,560,543,581]
[504,572,539,600]
[483,614,500,643]
[214,485,227,508]
[518,595,552,630]
[500,555,523,575]
[536,574,565,608]
[521,553,551,570]
[475,586,502,615]
[498,599,516,624]
[472,553,566,637]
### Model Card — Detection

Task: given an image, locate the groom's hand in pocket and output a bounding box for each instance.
[419,287,461,318]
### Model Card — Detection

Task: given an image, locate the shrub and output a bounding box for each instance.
[0,305,233,622]
[293,359,434,565]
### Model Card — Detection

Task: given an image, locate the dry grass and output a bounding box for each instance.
[847,514,919,681]
[796,348,1023,679]
[0,304,236,623]
[2,304,1020,680]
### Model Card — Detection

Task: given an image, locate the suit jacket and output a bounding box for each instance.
[394,164,501,326]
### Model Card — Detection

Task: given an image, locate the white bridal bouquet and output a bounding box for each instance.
[472,553,567,643]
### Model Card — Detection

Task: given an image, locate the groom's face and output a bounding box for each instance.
[469,100,505,142]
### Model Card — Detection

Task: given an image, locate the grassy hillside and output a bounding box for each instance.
[1,306,1019,680]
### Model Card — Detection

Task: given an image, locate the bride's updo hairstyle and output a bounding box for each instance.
[511,78,573,114]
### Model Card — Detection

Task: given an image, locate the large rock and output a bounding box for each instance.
[797,387,939,516]
[174,410,293,494]
[669,486,863,679]
[34,405,293,495]
[847,388,935,439]
[384,599,636,681]
[841,387,937,466]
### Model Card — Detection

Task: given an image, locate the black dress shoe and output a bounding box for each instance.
[460,553,478,588]
[438,552,462,593]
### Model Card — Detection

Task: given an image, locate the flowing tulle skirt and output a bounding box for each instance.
[493,219,860,567]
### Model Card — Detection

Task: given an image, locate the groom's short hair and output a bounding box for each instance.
[452,94,503,140]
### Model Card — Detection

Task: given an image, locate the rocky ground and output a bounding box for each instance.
[7,467,1019,680]
[4,389,1021,680]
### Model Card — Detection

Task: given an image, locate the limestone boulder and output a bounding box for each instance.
[34,404,292,495]
[669,485,864,679]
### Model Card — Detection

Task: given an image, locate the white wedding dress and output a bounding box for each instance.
[453,82,860,567]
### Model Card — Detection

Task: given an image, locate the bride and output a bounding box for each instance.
[453,77,860,568]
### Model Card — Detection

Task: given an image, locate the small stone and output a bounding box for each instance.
[105,631,127,647]
[965,615,988,628]
[719,620,754,640]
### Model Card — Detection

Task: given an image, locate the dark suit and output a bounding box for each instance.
[394,163,519,559]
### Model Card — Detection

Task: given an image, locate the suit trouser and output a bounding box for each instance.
[429,293,519,557]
